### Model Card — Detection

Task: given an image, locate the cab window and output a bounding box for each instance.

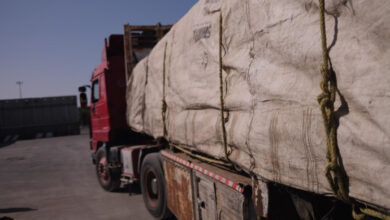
[92,80,99,103]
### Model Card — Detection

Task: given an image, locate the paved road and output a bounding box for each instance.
[0,131,155,220]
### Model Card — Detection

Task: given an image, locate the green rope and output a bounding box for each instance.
[219,12,230,161]
[317,1,390,219]
[162,42,168,138]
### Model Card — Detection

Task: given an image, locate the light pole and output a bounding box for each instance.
[16,81,23,98]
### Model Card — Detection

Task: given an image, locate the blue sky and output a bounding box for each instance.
[0,0,197,100]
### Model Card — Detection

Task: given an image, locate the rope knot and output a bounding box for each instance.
[317,0,351,211]
[162,100,167,113]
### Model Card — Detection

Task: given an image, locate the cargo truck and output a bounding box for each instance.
[88,1,390,219]
[89,24,270,220]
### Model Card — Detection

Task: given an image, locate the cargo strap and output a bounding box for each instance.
[219,12,231,162]
[174,11,232,167]
[162,42,168,139]
[357,208,390,220]
[317,1,389,219]
[317,0,349,203]
[170,143,232,167]
[160,19,232,166]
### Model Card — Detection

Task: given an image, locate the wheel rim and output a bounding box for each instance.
[98,157,109,184]
[144,167,159,207]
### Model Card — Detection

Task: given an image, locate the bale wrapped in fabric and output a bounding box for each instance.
[126,0,390,212]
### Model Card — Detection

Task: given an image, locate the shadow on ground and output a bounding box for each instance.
[0,207,37,213]
[109,183,142,195]
[0,141,16,149]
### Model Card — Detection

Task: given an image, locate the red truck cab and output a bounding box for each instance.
[89,25,173,196]
[90,35,129,152]
[90,25,171,154]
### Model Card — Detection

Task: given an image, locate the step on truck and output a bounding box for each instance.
[87,22,389,220]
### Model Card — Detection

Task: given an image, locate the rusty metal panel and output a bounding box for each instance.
[163,159,194,220]
[123,24,133,82]
[215,181,246,220]
[251,177,269,219]
[194,173,217,220]
[161,150,267,220]
[195,170,247,220]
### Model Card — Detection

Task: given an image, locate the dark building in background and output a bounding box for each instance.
[0,96,80,141]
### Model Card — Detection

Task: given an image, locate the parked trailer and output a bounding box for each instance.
[0,96,79,140]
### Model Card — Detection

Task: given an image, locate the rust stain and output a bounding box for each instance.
[302,108,319,192]
[269,111,281,182]
[164,160,194,220]
[252,177,264,220]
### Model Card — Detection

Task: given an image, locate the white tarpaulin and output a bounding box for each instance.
[127,0,390,210]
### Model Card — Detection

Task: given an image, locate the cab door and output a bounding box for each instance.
[90,71,110,149]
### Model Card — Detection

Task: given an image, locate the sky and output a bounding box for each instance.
[0,0,197,100]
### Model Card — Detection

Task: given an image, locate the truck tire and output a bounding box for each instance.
[96,147,120,192]
[140,153,172,219]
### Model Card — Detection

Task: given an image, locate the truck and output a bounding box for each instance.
[89,23,269,220]
[87,1,390,220]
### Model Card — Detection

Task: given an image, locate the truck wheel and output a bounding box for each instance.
[140,153,171,219]
[96,147,120,192]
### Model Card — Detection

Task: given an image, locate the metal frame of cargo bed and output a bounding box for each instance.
[161,150,268,220]
[123,24,172,83]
